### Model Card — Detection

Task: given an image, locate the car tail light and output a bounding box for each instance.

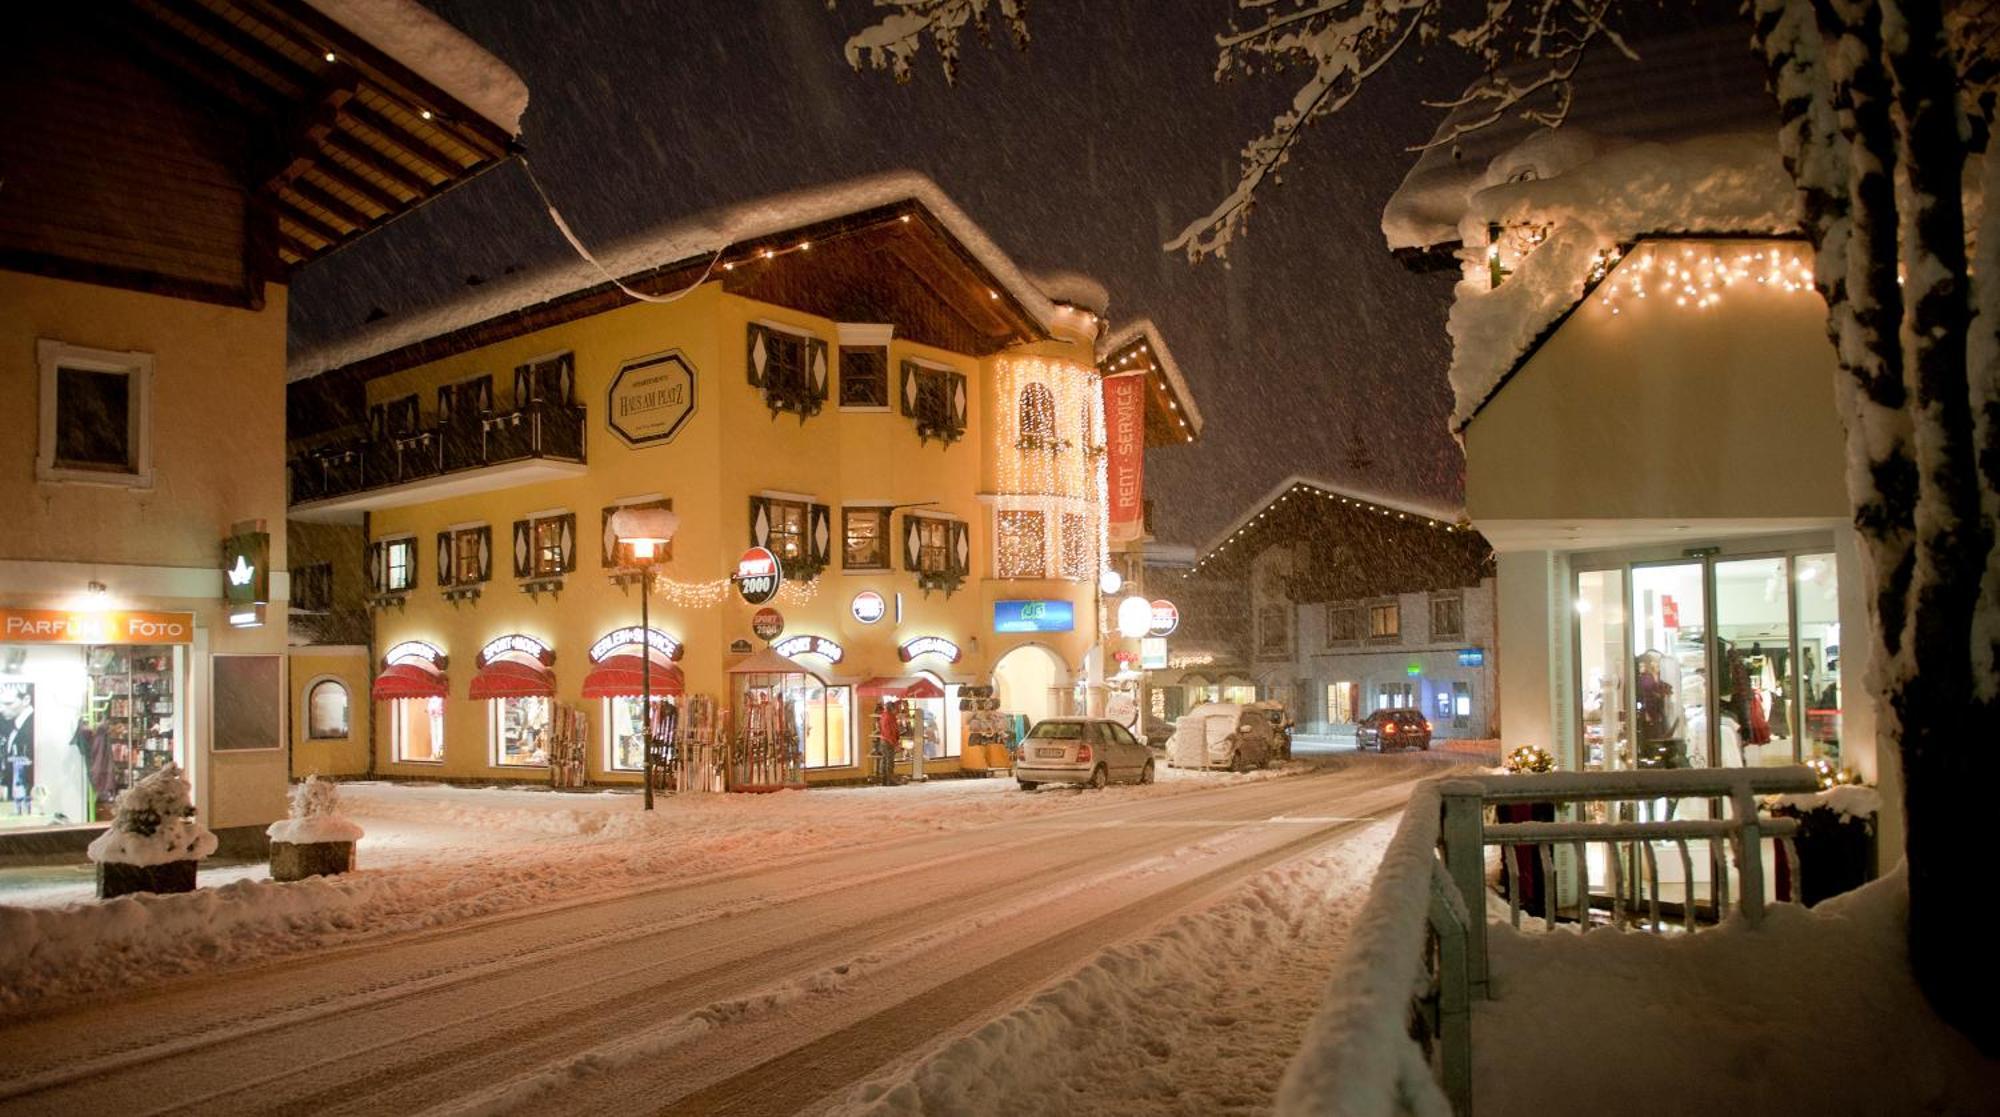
[1383,723,1398,735]
[1077,744,1093,764]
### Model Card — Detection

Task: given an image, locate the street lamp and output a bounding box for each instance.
[611,506,679,810]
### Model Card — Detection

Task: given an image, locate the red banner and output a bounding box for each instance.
[1104,373,1145,543]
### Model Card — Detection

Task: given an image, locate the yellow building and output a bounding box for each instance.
[286,177,1201,786]
[0,3,525,844]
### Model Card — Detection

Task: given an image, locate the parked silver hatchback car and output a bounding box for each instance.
[1014,718,1156,790]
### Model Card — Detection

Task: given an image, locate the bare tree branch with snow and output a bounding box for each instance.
[835,0,1029,84]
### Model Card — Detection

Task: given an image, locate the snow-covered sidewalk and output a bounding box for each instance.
[0,762,1315,1015]
[1473,867,2000,1114]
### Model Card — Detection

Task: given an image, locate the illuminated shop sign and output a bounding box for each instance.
[384,640,447,669]
[1458,648,1486,667]
[0,608,195,646]
[736,547,782,605]
[897,636,962,664]
[1140,637,1168,669]
[774,635,844,663]
[1148,599,1180,637]
[221,529,270,605]
[851,591,887,624]
[479,634,555,667]
[589,626,683,662]
[993,599,1074,634]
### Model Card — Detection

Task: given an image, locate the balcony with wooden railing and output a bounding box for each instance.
[288,399,587,521]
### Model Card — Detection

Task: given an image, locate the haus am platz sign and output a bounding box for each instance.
[607,351,696,447]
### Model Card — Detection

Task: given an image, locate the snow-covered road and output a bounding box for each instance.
[0,757,1452,1115]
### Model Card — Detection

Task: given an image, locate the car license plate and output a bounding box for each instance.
[1036,747,1066,759]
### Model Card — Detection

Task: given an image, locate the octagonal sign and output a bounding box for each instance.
[607,350,696,447]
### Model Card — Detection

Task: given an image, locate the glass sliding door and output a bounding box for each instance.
[1574,569,1628,770]
[1794,553,1842,764]
[1629,563,1708,770]
[1713,557,1794,766]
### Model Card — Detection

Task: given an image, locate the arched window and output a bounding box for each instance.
[1017,383,1057,450]
[306,679,351,739]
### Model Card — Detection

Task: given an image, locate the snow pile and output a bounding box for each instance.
[831,819,1402,1116]
[84,764,219,868]
[1474,865,2000,1113]
[266,776,366,845]
[290,172,1064,381]
[1028,269,1111,316]
[1274,779,1456,1116]
[304,0,529,135]
[1442,130,1799,427]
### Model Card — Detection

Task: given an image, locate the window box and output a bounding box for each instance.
[900,360,968,445]
[905,514,970,596]
[37,340,153,487]
[748,323,830,419]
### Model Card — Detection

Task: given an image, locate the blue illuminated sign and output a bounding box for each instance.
[994,599,1075,634]
[1458,648,1486,667]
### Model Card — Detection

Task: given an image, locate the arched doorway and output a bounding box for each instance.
[992,643,1071,734]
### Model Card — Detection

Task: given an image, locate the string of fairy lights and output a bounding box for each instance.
[994,356,1110,580]
[644,571,819,610]
[1588,241,1817,316]
[1191,483,1465,574]
[1105,339,1195,443]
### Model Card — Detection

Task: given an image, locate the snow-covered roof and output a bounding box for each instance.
[1196,474,1464,565]
[1381,26,1778,253]
[305,0,528,136]
[1097,319,1205,437]
[1029,269,1111,316]
[289,171,1064,381]
[1441,130,1799,430]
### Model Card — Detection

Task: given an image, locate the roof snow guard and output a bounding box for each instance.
[1193,475,1467,575]
[290,172,1059,383]
[1097,320,1203,446]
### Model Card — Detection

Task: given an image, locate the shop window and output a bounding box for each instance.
[1325,681,1356,724]
[1059,513,1091,580]
[995,511,1046,578]
[1258,603,1291,657]
[391,697,444,763]
[1326,605,1362,644]
[306,680,350,739]
[839,348,889,408]
[384,538,416,592]
[605,695,674,772]
[37,340,152,485]
[1434,690,1453,719]
[803,683,854,768]
[1377,684,1414,711]
[292,563,334,613]
[1430,594,1464,640]
[1453,681,1472,729]
[843,507,890,570]
[1368,601,1401,641]
[492,695,552,766]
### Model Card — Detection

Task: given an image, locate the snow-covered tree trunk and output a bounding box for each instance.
[1880,0,1993,1051]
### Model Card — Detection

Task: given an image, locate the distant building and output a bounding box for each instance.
[1181,478,1497,739]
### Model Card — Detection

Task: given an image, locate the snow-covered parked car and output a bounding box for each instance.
[1014,718,1156,790]
[1168,703,1278,772]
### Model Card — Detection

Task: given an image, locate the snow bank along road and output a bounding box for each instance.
[0,759,1447,1115]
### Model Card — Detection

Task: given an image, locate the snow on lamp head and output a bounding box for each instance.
[1116,594,1153,638]
[611,507,679,564]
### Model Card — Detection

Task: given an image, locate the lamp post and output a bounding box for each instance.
[611,507,678,811]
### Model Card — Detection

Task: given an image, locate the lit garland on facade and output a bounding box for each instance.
[1190,483,1465,573]
[993,356,1108,580]
[1591,241,1816,316]
[647,572,820,609]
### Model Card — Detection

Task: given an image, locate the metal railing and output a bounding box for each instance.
[1277,765,1821,1117]
[288,400,586,506]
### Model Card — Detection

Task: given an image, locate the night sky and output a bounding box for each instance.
[290,1,1491,548]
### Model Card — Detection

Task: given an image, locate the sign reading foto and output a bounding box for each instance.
[1,609,194,645]
[607,351,696,447]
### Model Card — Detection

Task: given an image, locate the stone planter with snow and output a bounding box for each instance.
[87,763,218,900]
[1770,782,1880,907]
[267,776,365,882]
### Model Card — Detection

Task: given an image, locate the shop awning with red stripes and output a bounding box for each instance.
[581,654,685,699]
[856,676,945,699]
[372,662,448,701]
[468,658,556,701]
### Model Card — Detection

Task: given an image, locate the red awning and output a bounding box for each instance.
[581,654,685,699]
[373,662,447,701]
[469,658,556,701]
[857,676,945,699]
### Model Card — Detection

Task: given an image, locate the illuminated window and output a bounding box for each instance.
[306,680,350,739]
[492,695,552,766]
[384,538,416,592]
[766,498,809,565]
[996,511,1045,578]
[391,696,444,762]
[1059,513,1090,580]
[532,519,565,577]
[605,695,673,772]
[1369,601,1401,640]
[843,507,889,570]
[1017,383,1058,450]
[916,516,951,574]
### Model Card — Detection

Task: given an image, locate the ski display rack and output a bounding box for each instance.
[547,703,589,789]
[730,687,804,792]
[672,694,724,793]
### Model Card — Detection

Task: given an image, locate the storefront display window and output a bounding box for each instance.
[1575,569,1628,769]
[1794,553,1841,762]
[392,696,444,762]
[307,679,350,739]
[1714,557,1793,767]
[493,695,552,766]
[1325,681,1356,725]
[606,695,674,771]
[802,683,853,768]
[1631,562,1707,770]
[1377,683,1414,710]
[1452,682,1472,728]
[3,641,185,828]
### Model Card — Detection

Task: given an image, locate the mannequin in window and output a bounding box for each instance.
[1634,651,1687,770]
